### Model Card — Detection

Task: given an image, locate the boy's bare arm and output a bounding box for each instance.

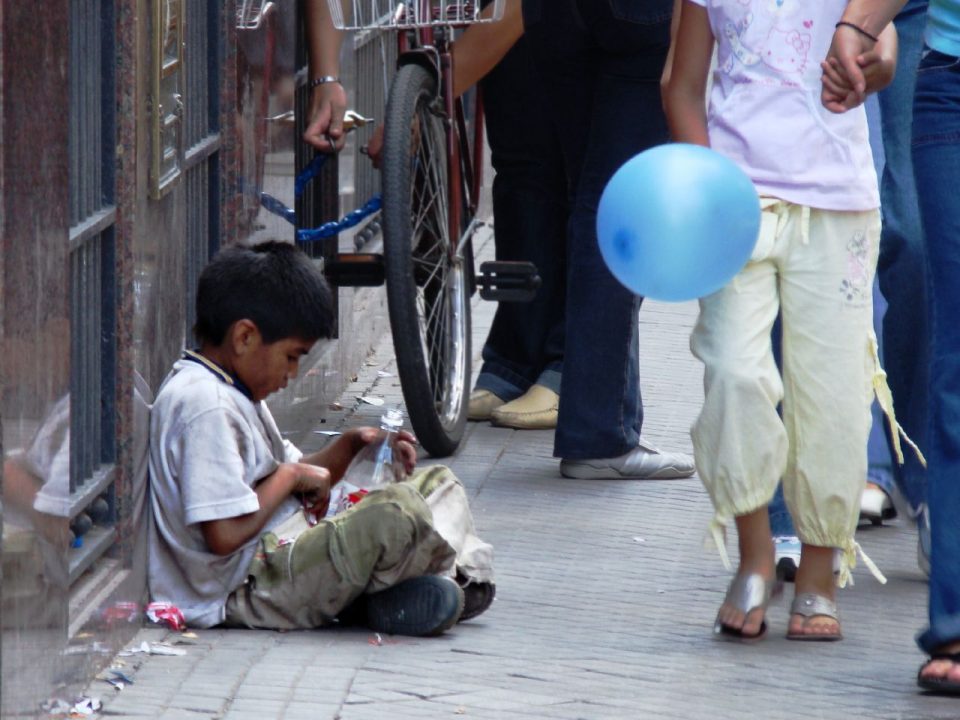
[200,463,331,555]
[663,0,714,147]
[300,427,418,483]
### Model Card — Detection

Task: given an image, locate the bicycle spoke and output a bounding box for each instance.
[381,63,470,454]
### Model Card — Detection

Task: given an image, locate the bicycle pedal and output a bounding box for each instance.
[324,253,385,287]
[478,261,541,302]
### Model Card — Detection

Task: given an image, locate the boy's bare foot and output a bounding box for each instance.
[787,544,841,640]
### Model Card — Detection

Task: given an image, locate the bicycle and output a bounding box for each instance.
[323,0,540,457]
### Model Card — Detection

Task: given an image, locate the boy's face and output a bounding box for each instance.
[234,327,315,401]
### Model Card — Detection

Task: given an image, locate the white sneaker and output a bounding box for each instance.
[775,536,842,582]
[559,438,696,480]
[860,484,896,526]
[775,536,801,582]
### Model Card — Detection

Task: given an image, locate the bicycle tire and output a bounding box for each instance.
[381,63,472,457]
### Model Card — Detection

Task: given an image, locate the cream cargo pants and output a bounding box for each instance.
[691,200,897,584]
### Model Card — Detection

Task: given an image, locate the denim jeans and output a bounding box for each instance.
[859,94,896,502]
[522,0,673,458]
[913,46,960,655]
[474,36,567,400]
[876,0,930,513]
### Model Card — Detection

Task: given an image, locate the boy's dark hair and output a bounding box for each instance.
[194,241,335,346]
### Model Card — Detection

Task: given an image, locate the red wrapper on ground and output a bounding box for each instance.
[145,602,187,631]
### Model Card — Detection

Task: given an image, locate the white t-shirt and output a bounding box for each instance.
[23,395,71,517]
[690,0,879,211]
[147,355,302,628]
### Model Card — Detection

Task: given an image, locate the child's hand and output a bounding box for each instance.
[393,430,418,475]
[351,426,419,476]
[821,57,862,113]
[288,462,332,518]
[821,23,897,113]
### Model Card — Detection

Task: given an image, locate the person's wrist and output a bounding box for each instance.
[835,20,879,43]
[310,75,341,88]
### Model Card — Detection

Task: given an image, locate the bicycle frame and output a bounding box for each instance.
[397,19,485,265]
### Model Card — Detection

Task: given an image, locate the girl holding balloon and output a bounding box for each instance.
[664,0,908,641]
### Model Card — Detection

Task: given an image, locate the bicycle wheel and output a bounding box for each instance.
[382,63,471,457]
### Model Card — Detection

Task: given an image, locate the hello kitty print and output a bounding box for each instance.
[703,0,843,88]
[687,0,878,212]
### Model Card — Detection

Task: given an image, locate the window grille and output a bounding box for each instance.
[67,0,118,583]
[183,2,222,340]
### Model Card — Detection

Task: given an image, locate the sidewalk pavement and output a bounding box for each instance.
[85,237,952,720]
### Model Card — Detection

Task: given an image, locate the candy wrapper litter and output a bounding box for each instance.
[102,601,140,627]
[324,482,369,519]
[145,602,186,631]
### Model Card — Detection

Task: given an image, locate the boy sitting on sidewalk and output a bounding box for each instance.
[147,241,494,636]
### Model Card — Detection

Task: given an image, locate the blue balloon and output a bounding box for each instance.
[597,143,760,302]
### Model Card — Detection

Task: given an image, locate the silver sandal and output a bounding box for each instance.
[786,592,842,642]
[714,573,778,641]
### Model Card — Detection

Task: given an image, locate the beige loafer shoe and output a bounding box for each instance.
[468,389,505,421]
[490,384,558,429]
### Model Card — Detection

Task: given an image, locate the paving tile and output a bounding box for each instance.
[86,239,944,720]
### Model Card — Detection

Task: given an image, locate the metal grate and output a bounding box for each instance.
[183,2,222,339]
[351,31,393,216]
[184,158,220,340]
[66,0,118,577]
[69,0,111,225]
[184,1,220,148]
[68,232,116,493]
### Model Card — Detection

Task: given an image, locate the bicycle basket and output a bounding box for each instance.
[237,0,274,29]
[326,0,504,31]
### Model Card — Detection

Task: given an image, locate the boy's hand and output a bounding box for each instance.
[304,427,419,484]
[286,462,333,518]
[351,426,419,476]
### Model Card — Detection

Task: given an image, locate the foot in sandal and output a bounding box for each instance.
[714,508,777,640]
[786,544,842,641]
[918,641,960,694]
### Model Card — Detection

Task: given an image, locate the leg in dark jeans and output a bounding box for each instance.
[474,37,567,402]
[914,47,960,669]
[877,0,929,516]
[523,0,675,459]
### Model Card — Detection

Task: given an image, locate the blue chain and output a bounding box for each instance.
[257,152,381,240]
[296,195,382,243]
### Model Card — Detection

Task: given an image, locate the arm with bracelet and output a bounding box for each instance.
[304,0,347,151]
[821,0,908,109]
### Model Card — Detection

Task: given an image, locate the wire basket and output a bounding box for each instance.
[326,0,504,31]
[237,0,275,29]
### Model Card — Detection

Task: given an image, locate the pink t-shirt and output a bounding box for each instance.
[689,0,879,211]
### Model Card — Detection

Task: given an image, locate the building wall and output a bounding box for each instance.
[0,0,388,713]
